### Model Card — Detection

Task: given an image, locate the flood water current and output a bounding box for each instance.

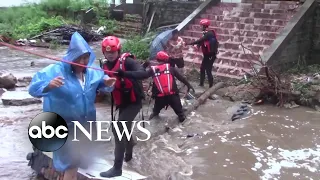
[0,44,319,180]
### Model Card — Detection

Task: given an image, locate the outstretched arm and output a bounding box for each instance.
[187,31,215,45]
[97,74,115,93]
[122,58,154,80]
[170,67,194,90]
[124,69,153,80]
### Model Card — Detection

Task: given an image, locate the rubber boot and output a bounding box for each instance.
[208,78,213,88]
[178,114,186,123]
[124,139,135,162]
[124,153,132,162]
[100,166,122,178]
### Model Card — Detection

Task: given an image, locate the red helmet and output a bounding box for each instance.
[200,19,210,26]
[156,51,169,61]
[101,36,121,53]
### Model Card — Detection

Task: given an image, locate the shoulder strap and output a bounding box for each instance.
[119,52,135,70]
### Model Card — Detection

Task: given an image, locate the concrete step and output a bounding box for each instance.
[182,41,268,54]
[184,57,253,78]
[204,10,294,20]
[184,53,260,66]
[184,29,279,40]
[217,2,300,9]
[194,17,288,26]
[188,23,283,33]
[206,6,291,14]
[184,50,260,61]
[200,13,293,21]
[181,35,275,46]
[116,21,142,29]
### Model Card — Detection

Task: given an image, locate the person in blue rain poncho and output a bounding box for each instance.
[28,32,116,180]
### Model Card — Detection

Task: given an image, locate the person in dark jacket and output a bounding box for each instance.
[115,51,195,123]
[99,36,145,178]
[186,18,219,88]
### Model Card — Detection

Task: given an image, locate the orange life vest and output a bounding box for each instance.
[103,53,136,106]
[151,63,175,97]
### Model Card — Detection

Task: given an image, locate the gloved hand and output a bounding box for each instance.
[142,61,150,69]
[115,69,125,78]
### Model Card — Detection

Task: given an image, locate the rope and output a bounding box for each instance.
[0,41,118,74]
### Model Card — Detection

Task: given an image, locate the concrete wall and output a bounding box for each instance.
[312,0,320,62]
[151,1,202,28]
[264,0,320,72]
[271,14,315,69]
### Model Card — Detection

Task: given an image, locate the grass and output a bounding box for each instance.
[0,0,114,39]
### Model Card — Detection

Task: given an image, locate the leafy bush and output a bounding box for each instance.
[122,35,151,61]
[13,16,65,39]
[0,0,111,39]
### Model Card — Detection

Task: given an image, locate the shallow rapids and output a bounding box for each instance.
[0,99,319,180]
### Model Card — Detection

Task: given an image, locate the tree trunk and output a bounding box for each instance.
[165,82,225,131]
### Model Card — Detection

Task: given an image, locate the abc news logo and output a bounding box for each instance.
[28,112,151,152]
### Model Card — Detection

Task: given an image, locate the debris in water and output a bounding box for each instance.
[186,133,199,138]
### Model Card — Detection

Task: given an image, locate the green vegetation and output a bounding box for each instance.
[122,32,157,60]
[0,0,116,39]
[286,64,320,75]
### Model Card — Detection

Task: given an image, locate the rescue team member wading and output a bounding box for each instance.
[116,51,195,123]
[186,18,219,88]
[28,32,116,180]
[99,36,145,178]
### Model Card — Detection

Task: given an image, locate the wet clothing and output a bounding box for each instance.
[166,37,185,59]
[200,55,215,87]
[188,30,218,56]
[123,64,192,98]
[169,57,185,69]
[122,64,193,122]
[100,103,142,178]
[100,55,144,178]
[152,94,185,122]
[28,32,114,172]
[103,56,145,107]
[187,30,218,87]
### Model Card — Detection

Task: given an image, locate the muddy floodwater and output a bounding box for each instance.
[0,44,319,180]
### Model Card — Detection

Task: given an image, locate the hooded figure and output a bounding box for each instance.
[28,32,115,179]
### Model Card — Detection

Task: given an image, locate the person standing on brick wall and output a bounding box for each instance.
[186,19,219,88]
[166,29,186,76]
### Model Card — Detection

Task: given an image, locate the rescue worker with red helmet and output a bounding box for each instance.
[115,51,195,122]
[99,36,145,178]
[186,18,219,88]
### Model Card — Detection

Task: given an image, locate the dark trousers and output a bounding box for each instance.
[112,103,141,169]
[169,57,185,68]
[153,94,185,122]
[200,54,216,87]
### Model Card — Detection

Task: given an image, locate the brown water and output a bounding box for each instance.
[0,44,319,180]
